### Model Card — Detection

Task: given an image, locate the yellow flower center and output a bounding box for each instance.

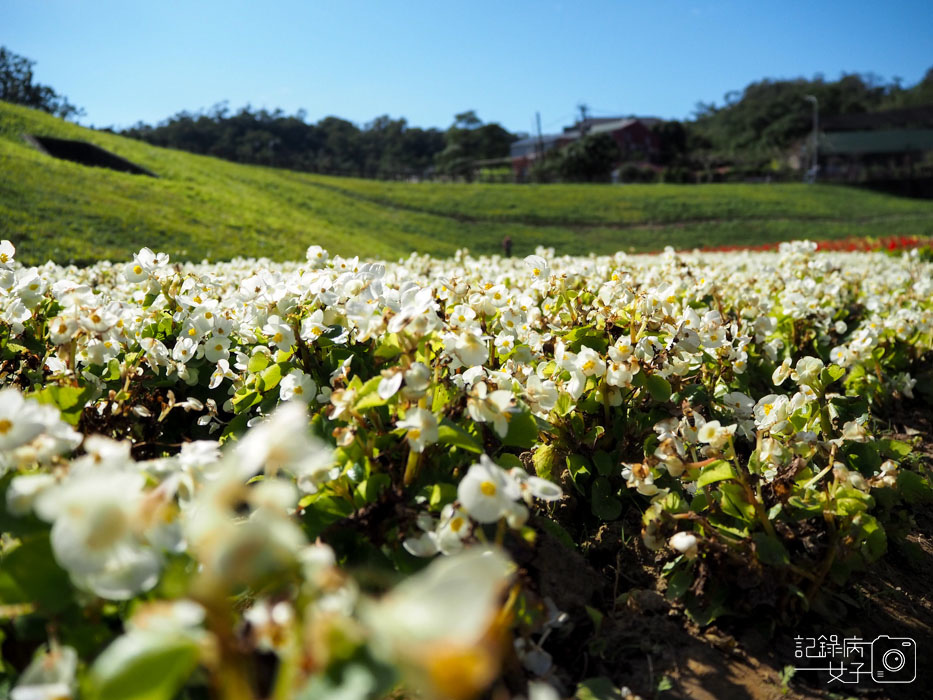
[91,314,101,324]
[409,428,421,441]
[763,403,773,416]
[450,516,464,532]
[133,264,143,275]
[480,480,497,497]
[273,332,283,343]
[0,418,11,434]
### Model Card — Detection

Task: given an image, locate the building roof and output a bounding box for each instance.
[819,129,933,155]
[822,104,933,131]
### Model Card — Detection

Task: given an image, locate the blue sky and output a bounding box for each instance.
[3,0,932,134]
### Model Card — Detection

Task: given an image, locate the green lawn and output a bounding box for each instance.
[2,101,932,265]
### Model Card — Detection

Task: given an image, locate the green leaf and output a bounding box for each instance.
[855,514,887,563]
[591,477,622,521]
[232,389,259,414]
[247,352,270,373]
[431,384,451,414]
[566,453,591,493]
[552,392,574,417]
[496,453,523,470]
[87,632,200,700]
[575,676,622,700]
[355,473,391,506]
[355,376,390,410]
[897,470,933,504]
[3,533,74,613]
[835,486,873,515]
[696,460,736,487]
[502,410,539,448]
[635,372,671,402]
[752,532,790,566]
[718,482,755,523]
[428,482,458,511]
[536,517,576,550]
[437,420,483,453]
[29,384,96,425]
[258,362,283,392]
[666,568,693,601]
[592,450,615,477]
[879,438,912,458]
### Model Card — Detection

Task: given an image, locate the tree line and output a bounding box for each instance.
[2,45,931,182]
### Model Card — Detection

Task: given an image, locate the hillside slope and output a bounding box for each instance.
[2,101,932,265]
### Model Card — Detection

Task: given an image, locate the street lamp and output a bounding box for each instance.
[804,95,819,183]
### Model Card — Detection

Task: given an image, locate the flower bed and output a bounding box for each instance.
[1,240,931,699]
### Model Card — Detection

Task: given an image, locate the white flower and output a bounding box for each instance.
[753,394,790,431]
[524,255,550,281]
[696,420,736,449]
[235,402,334,492]
[11,644,77,700]
[458,455,522,523]
[262,315,295,350]
[669,531,699,559]
[467,383,518,438]
[0,389,55,453]
[397,407,439,454]
[362,547,513,700]
[34,471,163,600]
[280,369,316,402]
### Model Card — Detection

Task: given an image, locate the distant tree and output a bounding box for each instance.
[0,46,83,119]
[556,133,621,182]
[435,111,517,179]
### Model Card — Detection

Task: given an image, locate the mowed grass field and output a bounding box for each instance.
[2,101,933,265]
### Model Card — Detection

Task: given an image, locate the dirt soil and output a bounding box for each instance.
[503,413,933,700]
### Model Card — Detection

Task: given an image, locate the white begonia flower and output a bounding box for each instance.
[6,473,57,517]
[0,239,16,267]
[753,394,790,431]
[124,247,169,282]
[397,407,439,454]
[0,388,55,453]
[524,373,558,414]
[208,358,236,389]
[458,454,522,523]
[203,334,231,363]
[306,245,329,267]
[772,357,793,385]
[34,470,163,600]
[280,368,316,402]
[508,467,563,503]
[435,503,471,555]
[575,346,606,378]
[621,462,659,496]
[696,420,736,449]
[11,644,78,700]
[524,255,550,282]
[235,401,334,492]
[377,371,404,400]
[722,391,755,419]
[791,356,824,388]
[452,329,490,367]
[262,314,296,350]
[669,531,699,559]
[467,382,518,438]
[362,547,513,700]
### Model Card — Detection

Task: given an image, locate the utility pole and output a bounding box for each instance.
[804,95,819,183]
[536,111,544,161]
[577,103,589,132]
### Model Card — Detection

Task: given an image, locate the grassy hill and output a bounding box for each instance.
[2,101,932,265]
